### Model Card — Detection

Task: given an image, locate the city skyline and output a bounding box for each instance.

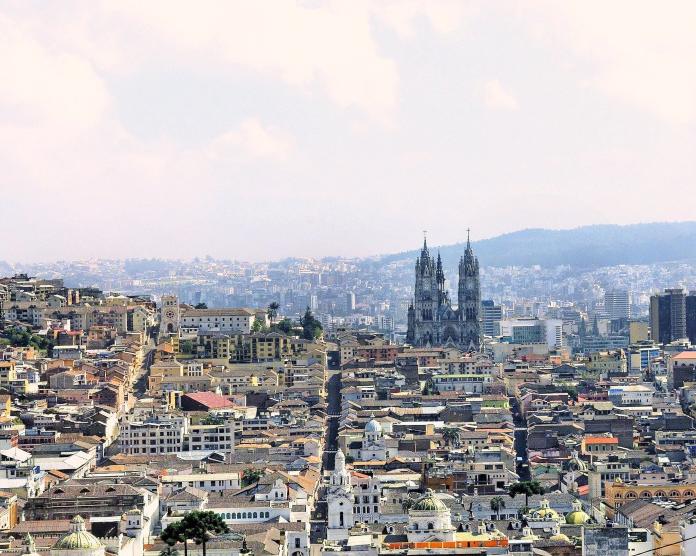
[3,2,696,262]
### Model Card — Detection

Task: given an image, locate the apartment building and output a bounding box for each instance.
[119,414,234,455]
[181,308,257,334]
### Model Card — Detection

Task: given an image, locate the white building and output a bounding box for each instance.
[180,308,258,334]
[119,414,234,455]
[327,449,354,540]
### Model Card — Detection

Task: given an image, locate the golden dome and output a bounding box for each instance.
[53,516,103,551]
[565,500,590,524]
[530,499,559,519]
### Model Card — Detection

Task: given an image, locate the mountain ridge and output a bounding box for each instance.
[377,222,696,268]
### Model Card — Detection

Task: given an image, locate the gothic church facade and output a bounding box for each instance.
[406,234,481,350]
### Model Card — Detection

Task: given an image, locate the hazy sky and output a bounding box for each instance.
[2,1,696,262]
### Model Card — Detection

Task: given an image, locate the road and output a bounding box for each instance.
[133,339,155,396]
[311,369,342,544]
[510,396,531,481]
[322,370,342,472]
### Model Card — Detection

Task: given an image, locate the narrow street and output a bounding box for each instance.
[323,370,342,471]
[510,396,531,482]
[311,369,342,544]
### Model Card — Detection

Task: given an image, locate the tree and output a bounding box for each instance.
[490,496,506,520]
[273,318,294,335]
[194,303,208,310]
[241,468,265,487]
[179,511,229,556]
[508,481,545,508]
[159,547,179,556]
[267,302,280,326]
[442,427,461,448]
[299,307,323,340]
[402,497,415,512]
[251,317,267,333]
[180,340,193,354]
[161,522,187,556]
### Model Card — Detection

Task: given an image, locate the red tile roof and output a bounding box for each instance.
[182,391,234,409]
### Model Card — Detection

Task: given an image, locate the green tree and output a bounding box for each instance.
[161,522,187,556]
[251,317,267,333]
[179,511,229,556]
[159,547,179,556]
[180,340,194,354]
[299,307,323,340]
[508,481,545,508]
[241,468,265,487]
[490,496,506,520]
[442,427,461,448]
[273,318,294,335]
[267,302,280,326]
[194,303,208,310]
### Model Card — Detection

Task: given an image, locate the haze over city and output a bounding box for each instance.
[3,1,696,262]
[6,3,696,556]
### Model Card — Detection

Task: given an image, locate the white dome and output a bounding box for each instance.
[365,418,382,433]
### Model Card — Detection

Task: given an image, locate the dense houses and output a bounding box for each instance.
[1,258,696,556]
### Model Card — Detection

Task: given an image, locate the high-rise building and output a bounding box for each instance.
[604,289,630,319]
[481,299,502,336]
[345,291,356,313]
[406,232,481,350]
[650,288,687,345]
[687,291,696,345]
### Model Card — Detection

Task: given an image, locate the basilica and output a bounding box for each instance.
[406,233,481,350]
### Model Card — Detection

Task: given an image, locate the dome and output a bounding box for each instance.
[565,500,591,525]
[411,490,448,512]
[564,450,587,472]
[53,516,103,550]
[530,499,559,520]
[365,418,382,434]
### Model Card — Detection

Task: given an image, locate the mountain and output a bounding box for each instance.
[378,222,696,268]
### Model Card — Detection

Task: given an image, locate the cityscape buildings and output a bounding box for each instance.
[1,237,696,555]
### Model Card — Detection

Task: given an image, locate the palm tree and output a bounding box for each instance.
[180,511,229,556]
[267,302,280,326]
[402,497,415,512]
[508,480,545,509]
[442,427,461,448]
[490,496,506,520]
[161,522,187,556]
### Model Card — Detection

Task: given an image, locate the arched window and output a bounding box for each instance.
[626,492,637,499]
[428,523,434,530]
[640,491,652,499]
[669,490,681,498]
[685,490,695,498]
[253,512,258,518]
[654,491,667,498]
[614,493,622,499]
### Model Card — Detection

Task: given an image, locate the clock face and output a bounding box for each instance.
[165,310,176,320]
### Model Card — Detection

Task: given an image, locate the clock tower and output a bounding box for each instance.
[159,295,180,335]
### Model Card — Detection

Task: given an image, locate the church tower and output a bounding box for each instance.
[327,449,354,540]
[407,231,481,350]
[458,230,481,350]
[159,295,180,336]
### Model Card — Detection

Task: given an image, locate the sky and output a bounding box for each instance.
[2,1,696,263]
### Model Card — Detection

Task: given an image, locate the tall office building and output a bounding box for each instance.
[345,291,356,313]
[650,288,687,345]
[687,292,696,345]
[481,299,502,336]
[604,289,630,319]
